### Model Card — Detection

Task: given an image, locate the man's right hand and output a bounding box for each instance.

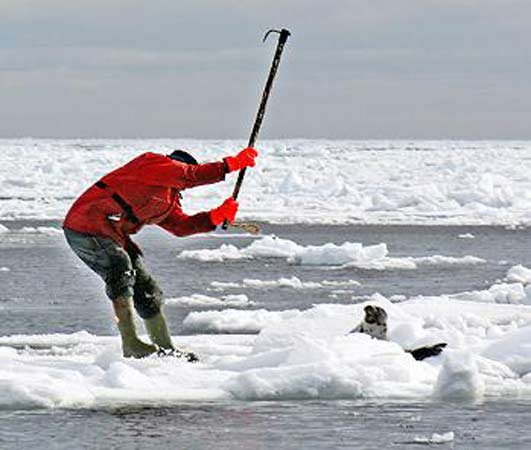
[210,198,239,225]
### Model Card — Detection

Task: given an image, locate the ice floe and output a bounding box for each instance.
[2,290,531,409]
[2,139,531,226]
[17,226,63,236]
[166,294,253,308]
[413,431,455,445]
[450,283,531,305]
[0,225,63,236]
[179,235,485,270]
[458,233,475,239]
[183,309,301,334]
[506,265,531,284]
[210,277,359,291]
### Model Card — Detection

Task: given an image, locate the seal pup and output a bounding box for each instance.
[349,305,388,340]
[349,304,446,361]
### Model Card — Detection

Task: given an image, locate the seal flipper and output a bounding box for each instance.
[406,342,447,361]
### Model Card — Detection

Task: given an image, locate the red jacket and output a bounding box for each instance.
[64,152,227,247]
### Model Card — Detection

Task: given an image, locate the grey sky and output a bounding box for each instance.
[1,0,530,139]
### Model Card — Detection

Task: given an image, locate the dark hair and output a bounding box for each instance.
[168,150,198,165]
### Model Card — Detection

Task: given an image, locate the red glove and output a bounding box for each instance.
[210,198,239,225]
[224,147,258,173]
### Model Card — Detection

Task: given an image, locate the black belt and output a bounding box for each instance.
[95,181,140,224]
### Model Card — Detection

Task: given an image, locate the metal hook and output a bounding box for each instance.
[263,28,291,43]
[263,29,281,42]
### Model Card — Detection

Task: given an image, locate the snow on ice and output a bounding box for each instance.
[0,224,62,236]
[506,264,531,284]
[1,288,531,409]
[210,277,360,291]
[178,235,485,270]
[2,139,531,410]
[2,139,531,225]
[165,294,253,308]
[413,431,455,445]
[458,233,475,239]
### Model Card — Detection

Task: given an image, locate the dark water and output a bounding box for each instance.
[1,221,531,336]
[2,400,531,449]
[1,221,531,449]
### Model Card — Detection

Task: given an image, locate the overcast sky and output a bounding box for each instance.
[1,0,530,139]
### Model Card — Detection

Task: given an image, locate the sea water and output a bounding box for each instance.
[1,222,531,449]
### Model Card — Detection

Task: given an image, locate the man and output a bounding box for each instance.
[63,147,258,359]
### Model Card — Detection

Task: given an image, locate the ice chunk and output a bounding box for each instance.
[507,265,531,284]
[452,283,530,304]
[182,309,301,334]
[166,294,252,308]
[210,278,360,291]
[289,242,388,266]
[482,325,531,376]
[433,351,485,401]
[414,431,455,444]
[242,277,322,289]
[178,244,246,262]
[179,236,483,270]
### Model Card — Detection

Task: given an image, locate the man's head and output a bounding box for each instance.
[168,150,198,165]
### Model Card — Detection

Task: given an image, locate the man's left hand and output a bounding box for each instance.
[224,147,258,173]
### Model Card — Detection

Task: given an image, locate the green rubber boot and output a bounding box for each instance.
[144,312,199,362]
[144,312,174,350]
[113,297,158,358]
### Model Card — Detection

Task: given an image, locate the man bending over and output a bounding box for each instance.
[63,148,257,359]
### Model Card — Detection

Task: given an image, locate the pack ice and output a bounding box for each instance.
[1,286,531,409]
[2,139,531,225]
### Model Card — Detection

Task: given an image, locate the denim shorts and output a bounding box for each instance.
[63,228,163,318]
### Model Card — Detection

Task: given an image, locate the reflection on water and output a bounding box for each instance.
[2,401,531,449]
